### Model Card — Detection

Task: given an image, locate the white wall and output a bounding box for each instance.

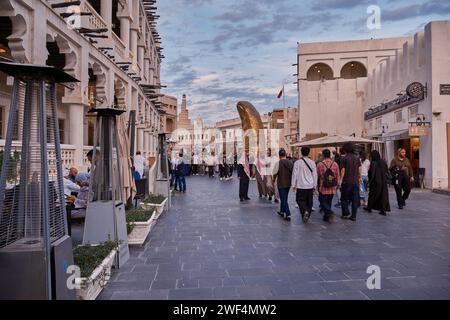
[365,21,450,189]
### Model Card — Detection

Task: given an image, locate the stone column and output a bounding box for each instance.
[130,30,138,64]
[101,0,112,38]
[137,46,145,77]
[144,58,150,83]
[68,103,85,167]
[135,128,141,153]
[120,17,131,53]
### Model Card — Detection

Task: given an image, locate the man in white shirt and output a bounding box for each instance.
[263,148,279,203]
[134,151,146,179]
[291,147,318,223]
[171,154,180,191]
[206,151,217,178]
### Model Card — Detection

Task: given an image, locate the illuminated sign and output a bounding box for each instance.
[365,82,426,120]
[409,125,428,137]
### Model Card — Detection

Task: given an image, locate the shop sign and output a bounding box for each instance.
[440,84,450,95]
[365,82,427,120]
[409,125,428,137]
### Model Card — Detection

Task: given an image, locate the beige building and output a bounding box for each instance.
[268,107,299,154]
[173,94,215,155]
[297,37,409,140]
[158,94,177,134]
[296,20,450,189]
[214,109,298,155]
[0,0,163,170]
[365,21,450,189]
[172,99,296,159]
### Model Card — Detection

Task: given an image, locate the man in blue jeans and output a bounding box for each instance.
[274,149,294,221]
[339,143,361,221]
[176,152,187,193]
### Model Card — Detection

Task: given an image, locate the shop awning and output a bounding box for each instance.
[380,129,410,142]
[291,134,383,148]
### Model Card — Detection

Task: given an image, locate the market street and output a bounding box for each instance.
[99,176,450,300]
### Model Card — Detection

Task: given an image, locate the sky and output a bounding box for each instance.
[156,0,450,125]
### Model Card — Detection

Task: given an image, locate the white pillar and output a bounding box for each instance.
[144,58,150,83]
[137,128,144,153]
[137,46,145,77]
[32,5,47,64]
[68,103,85,167]
[120,17,131,53]
[131,30,138,56]
[101,0,112,38]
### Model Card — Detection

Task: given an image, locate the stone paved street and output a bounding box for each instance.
[99,175,450,300]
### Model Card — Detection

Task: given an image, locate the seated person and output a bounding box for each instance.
[65,167,78,183]
[71,172,90,220]
[64,175,80,197]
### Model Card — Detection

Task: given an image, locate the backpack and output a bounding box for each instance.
[176,160,185,176]
[322,161,337,188]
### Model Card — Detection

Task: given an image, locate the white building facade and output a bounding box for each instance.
[296,21,450,190]
[365,21,450,189]
[0,0,163,171]
[297,37,410,140]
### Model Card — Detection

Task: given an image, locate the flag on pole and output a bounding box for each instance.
[277,87,284,99]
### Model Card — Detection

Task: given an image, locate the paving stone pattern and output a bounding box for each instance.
[99,176,450,300]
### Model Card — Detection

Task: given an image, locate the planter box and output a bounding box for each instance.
[127,211,156,246]
[75,249,117,300]
[140,198,167,219]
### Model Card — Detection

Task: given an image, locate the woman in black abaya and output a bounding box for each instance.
[364,150,391,216]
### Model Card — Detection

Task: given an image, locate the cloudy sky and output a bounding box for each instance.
[157,0,450,125]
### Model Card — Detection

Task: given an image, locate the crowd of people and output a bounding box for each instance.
[63,149,152,224]
[62,143,415,229]
[168,150,240,193]
[237,143,415,224]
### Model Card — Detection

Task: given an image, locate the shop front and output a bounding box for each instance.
[366,82,430,188]
[378,119,430,188]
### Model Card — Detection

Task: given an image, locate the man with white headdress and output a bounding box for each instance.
[63,169,80,197]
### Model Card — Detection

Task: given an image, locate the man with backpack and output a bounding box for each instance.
[291,147,318,223]
[317,149,341,223]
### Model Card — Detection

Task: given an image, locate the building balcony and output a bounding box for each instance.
[82,0,108,31]
[112,32,128,61]
[0,140,94,172]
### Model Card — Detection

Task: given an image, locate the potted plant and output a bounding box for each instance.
[73,241,118,300]
[126,209,156,246]
[140,194,167,218]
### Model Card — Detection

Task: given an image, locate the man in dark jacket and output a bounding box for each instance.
[176,152,187,193]
[274,149,294,221]
[390,148,414,209]
[339,143,361,221]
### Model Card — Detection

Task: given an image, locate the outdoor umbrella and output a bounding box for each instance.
[290,134,383,148]
[117,114,136,203]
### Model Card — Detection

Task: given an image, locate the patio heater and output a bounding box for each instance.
[82,107,130,268]
[0,62,78,300]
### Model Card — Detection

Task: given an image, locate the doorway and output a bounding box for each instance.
[395,138,420,185]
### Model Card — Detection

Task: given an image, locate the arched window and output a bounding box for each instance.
[306,63,334,81]
[340,61,367,79]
